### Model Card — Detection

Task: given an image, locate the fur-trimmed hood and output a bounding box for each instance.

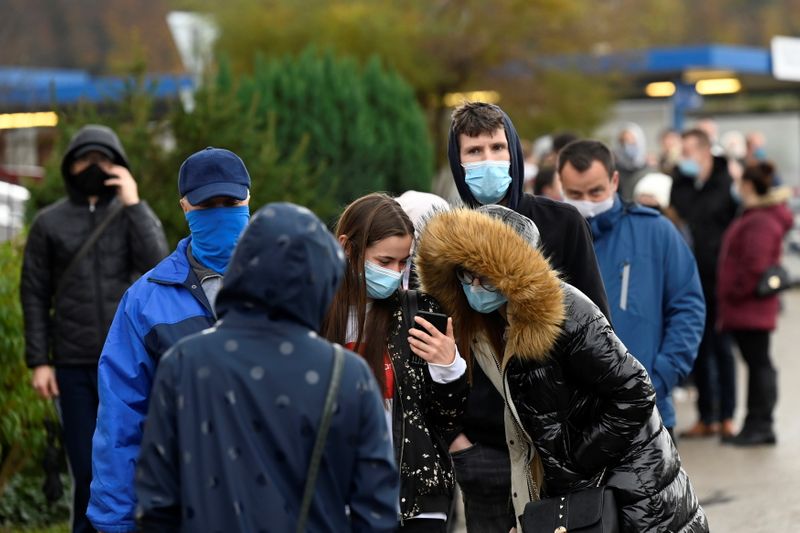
[747,185,792,209]
[415,208,565,364]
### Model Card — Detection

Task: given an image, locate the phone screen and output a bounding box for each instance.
[408,311,448,366]
[415,311,448,335]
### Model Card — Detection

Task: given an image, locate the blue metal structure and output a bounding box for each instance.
[0,67,194,111]
[539,44,783,129]
[547,45,772,77]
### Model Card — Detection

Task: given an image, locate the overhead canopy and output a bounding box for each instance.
[0,67,193,112]
[552,44,771,77]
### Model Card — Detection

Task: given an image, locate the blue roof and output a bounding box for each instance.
[540,44,773,77]
[0,67,194,109]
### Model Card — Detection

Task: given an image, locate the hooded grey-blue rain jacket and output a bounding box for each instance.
[135,203,399,532]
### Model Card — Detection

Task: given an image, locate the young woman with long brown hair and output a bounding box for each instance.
[322,193,467,532]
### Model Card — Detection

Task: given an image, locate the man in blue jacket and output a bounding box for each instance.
[136,203,399,532]
[88,147,251,532]
[558,139,705,439]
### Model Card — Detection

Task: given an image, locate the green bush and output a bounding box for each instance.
[0,238,68,529]
[239,49,433,205]
[0,237,57,496]
[0,469,69,528]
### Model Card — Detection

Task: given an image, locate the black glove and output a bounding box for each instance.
[41,418,65,504]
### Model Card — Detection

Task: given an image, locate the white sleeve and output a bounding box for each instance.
[427,346,466,384]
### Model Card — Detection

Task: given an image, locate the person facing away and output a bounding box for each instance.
[446,101,609,532]
[671,128,739,440]
[415,204,709,533]
[135,202,399,532]
[21,124,168,533]
[88,147,251,532]
[717,162,793,447]
[322,193,468,532]
[558,139,706,438]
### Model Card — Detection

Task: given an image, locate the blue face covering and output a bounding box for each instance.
[365,261,402,300]
[754,147,767,161]
[463,283,507,314]
[463,160,512,204]
[186,206,250,274]
[678,158,700,178]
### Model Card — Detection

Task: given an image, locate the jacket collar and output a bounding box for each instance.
[745,186,792,210]
[415,208,564,365]
[589,194,624,239]
[148,237,192,285]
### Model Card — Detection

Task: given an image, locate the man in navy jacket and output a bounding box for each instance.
[88,148,251,532]
[558,139,705,438]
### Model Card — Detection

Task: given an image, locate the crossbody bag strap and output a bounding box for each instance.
[400,289,419,356]
[54,202,124,303]
[296,343,346,533]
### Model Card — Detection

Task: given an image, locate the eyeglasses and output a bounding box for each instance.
[456,268,498,292]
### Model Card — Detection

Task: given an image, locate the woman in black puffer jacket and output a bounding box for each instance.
[415,205,708,532]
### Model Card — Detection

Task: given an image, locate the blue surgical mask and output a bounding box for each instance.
[754,147,767,161]
[678,158,700,178]
[563,196,614,219]
[186,206,250,274]
[463,160,512,204]
[365,261,402,300]
[623,143,640,161]
[463,283,507,314]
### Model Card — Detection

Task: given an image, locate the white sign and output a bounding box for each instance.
[771,36,800,82]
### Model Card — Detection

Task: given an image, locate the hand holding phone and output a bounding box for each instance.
[408,311,455,366]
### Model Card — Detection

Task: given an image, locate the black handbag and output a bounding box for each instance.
[520,482,619,533]
[755,265,793,297]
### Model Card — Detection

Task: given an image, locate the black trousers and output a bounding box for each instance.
[451,442,516,532]
[56,366,99,533]
[732,330,778,431]
[694,306,737,424]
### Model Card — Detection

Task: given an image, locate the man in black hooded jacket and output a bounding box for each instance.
[445,102,610,531]
[20,124,167,533]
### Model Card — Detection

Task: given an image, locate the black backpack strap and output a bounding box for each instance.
[296,343,345,533]
[54,202,124,303]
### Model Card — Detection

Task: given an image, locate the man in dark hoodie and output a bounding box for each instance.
[21,124,168,533]
[445,102,610,531]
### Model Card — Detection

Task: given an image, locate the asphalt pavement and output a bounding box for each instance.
[673,288,800,532]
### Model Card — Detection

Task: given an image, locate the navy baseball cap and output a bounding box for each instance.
[178,147,251,205]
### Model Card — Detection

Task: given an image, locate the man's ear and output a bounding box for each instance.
[611,171,620,193]
[179,197,190,213]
